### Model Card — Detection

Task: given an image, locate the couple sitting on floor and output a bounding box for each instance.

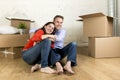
[22,15,77,74]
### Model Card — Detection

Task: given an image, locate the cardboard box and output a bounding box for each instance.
[89,37,120,58]
[6,18,34,33]
[79,13,113,37]
[0,47,22,59]
[0,48,5,58]
[0,34,29,48]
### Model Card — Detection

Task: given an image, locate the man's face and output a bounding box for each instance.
[54,17,63,30]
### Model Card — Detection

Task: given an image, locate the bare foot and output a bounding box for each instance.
[31,64,41,73]
[40,67,57,74]
[63,61,75,74]
[56,62,63,74]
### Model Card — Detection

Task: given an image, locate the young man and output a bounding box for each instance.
[50,15,77,74]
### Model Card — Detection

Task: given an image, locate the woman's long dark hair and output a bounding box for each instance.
[35,22,56,34]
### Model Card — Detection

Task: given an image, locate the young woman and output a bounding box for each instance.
[22,22,57,74]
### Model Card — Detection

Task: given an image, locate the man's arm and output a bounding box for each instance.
[55,29,66,42]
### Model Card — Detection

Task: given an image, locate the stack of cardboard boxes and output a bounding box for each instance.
[0,18,34,59]
[79,12,120,58]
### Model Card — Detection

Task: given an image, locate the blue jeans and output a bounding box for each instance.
[22,39,51,68]
[50,42,77,66]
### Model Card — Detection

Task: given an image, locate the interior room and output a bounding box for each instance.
[0,0,120,80]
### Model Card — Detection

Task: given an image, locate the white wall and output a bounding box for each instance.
[0,0,108,46]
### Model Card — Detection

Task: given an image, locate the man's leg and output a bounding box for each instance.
[61,42,77,74]
[49,49,63,74]
[61,42,77,66]
[49,49,61,66]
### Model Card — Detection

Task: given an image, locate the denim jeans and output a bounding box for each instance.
[22,39,51,68]
[50,42,77,66]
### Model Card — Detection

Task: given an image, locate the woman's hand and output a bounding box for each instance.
[33,42,37,46]
[42,34,56,41]
[33,41,40,46]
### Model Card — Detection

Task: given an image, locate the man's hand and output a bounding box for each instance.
[48,35,56,42]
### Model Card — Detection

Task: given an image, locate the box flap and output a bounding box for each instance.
[6,17,35,23]
[79,12,106,19]
[107,16,116,20]
[76,19,83,21]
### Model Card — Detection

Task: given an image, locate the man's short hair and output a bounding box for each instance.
[53,15,64,21]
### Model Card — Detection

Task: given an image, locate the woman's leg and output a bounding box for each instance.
[22,41,43,72]
[22,43,43,65]
[22,39,52,65]
[22,39,57,73]
[37,39,57,73]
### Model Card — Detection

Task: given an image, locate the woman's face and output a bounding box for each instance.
[45,23,55,34]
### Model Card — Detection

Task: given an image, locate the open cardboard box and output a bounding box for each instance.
[6,17,34,33]
[79,12,114,37]
[0,18,33,59]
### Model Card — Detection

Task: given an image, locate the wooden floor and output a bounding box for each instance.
[0,47,120,80]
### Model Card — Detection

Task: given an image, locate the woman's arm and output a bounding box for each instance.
[33,34,55,46]
[31,30,56,42]
[42,34,56,41]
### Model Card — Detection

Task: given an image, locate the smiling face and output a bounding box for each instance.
[45,23,55,34]
[53,15,64,30]
[54,17,63,30]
